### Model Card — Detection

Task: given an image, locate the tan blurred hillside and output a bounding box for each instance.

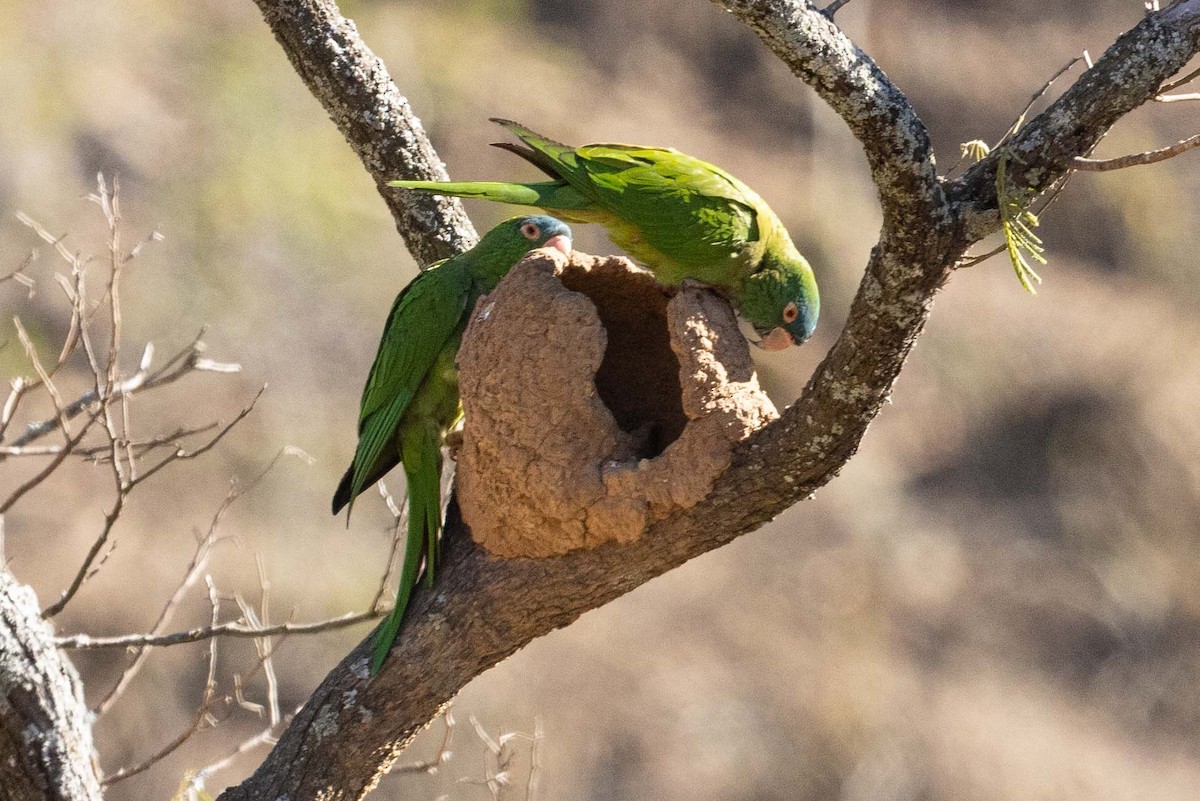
[1,1,1199,799]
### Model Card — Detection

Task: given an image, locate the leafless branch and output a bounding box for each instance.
[41,388,264,620]
[370,480,408,612]
[526,718,543,801]
[955,244,1007,270]
[234,554,281,726]
[189,703,301,790]
[14,210,84,270]
[0,444,63,457]
[128,386,263,487]
[0,251,37,297]
[1159,62,1200,92]
[12,316,72,439]
[821,0,853,18]
[389,707,456,776]
[996,56,1086,149]
[57,609,385,650]
[1071,132,1200,170]
[0,378,30,442]
[77,422,223,462]
[461,716,515,801]
[91,505,231,716]
[7,333,240,450]
[100,577,224,786]
[0,413,98,515]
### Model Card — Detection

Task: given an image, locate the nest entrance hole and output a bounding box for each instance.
[559,267,686,459]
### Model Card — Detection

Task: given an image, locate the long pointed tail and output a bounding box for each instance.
[388,179,548,205]
[331,467,354,517]
[370,440,443,674]
[387,179,594,213]
[489,118,575,158]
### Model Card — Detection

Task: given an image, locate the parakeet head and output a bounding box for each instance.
[739,250,820,350]
[482,214,573,261]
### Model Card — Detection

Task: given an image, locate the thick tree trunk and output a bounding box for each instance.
[0,570,102,801]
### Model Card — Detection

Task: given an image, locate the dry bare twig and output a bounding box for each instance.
[822,0,854,18]
[1158,62,1200,92]
[461,716,514,801]
[370,480,408,612]
[0,414,99,514]
[2,177,300,797]
[1072,132,1200,170]
[101,577,226,786]
[12,316,73,439]
[58,603,384,650]
[0,251,37,297]
[389,707,456,776]
[91,491,237,716]
[41,387,264,620]
[7,336,242,451]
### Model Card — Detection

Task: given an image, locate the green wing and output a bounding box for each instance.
[497,121,763,282]
[576,145,762,271]
[346,261,471,507]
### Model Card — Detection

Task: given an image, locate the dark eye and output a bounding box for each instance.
[520,222,541,240]
[783,301,800,324]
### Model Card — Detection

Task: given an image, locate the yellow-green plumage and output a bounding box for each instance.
[389,119,819,348]
[333,215,572,672]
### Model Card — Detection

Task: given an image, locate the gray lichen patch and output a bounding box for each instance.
[456,249,778,559]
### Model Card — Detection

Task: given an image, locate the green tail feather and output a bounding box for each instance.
[489,118,574,156]
[387,179,593,213]
[370,442,443,674]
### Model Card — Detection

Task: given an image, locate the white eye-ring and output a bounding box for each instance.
[783,301,800,324]
[520,222,541,240]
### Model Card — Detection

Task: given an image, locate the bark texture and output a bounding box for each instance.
[209,1,1200,798]
[0,570,102,801]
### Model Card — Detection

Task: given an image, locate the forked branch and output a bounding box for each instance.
[217,2,1200,800]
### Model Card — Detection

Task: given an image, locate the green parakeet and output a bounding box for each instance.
[389,119,819,350]
[333,214,573,672]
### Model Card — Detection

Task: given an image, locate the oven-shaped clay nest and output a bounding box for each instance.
[456,248,778,558]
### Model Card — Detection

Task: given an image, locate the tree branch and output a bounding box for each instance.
[1071,132,1200,170]
[251,0,478,265]
[56,610,385,650]
[711,0,950,236]
[950,0,1200,240]
[218,1,1200,799]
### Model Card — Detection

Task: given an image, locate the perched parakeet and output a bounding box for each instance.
[333,214,573,672]
[389,119,819,350]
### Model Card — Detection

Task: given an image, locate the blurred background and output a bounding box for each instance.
[2,0,1199,798]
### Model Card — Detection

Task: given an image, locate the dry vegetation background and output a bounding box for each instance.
[2,0,1199,798]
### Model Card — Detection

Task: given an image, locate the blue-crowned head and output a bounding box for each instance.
[512,214,572,255]
[475,215,573,267]
[740,254,820,350]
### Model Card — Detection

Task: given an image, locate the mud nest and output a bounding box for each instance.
[456,248,778,558]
